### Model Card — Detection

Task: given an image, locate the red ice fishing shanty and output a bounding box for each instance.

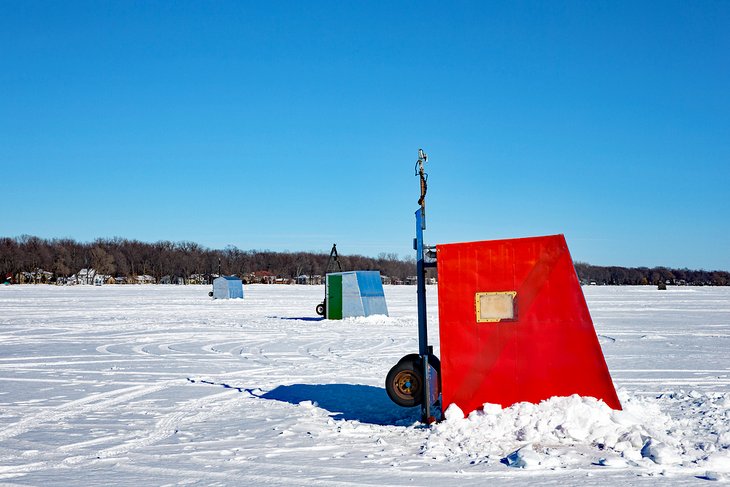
[385,150,621,422]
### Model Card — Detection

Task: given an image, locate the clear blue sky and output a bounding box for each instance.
[2,1,728,270]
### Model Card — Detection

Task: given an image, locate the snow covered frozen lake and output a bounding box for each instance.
[1,284,728,485]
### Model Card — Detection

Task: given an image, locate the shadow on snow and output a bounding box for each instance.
[270,316,325,322]
[186,378,420,426]
[260,383,421,426]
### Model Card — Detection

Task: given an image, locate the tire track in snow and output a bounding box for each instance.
[115,451,620,486]
[65,389,242,464]
[2,388,246,476]
[116,463,410,487]
[0,381,177,442]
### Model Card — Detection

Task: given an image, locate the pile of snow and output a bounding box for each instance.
[423,390,730,475]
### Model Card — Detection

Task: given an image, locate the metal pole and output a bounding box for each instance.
[416,210,428,357]
[416,209,431,422]
[415,148,435,423]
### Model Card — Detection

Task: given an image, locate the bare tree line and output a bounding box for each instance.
[574,262,729,286]
[1,235,728,286]
[0,236,417,284]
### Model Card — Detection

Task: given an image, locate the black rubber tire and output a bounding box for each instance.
[315,302,325,316]
[398,353,441,374]
[385,359,423,407]
[396,353,441,394]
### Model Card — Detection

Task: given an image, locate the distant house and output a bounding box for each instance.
[188,274,210,285]
[66,268,94,285]
[93,274,112,286]
[159,275,184,285]
[249,271,275,284]
[73,268,97,285]
[135,275,155,284]
[212,276,244,299]
[381,275,392,285]
[22,269,53,284]
[89,274,114,286]
[405,276,418,285]
[295,274,322,285]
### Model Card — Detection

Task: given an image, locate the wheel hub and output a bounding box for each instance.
[393,370,420,400]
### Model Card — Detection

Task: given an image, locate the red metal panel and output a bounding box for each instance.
[436,235,621,415]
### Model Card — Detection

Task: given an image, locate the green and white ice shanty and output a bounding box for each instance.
[212,276,244,299]
[325,271,388,319]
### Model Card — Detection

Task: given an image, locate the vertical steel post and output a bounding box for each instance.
[415,209,428,356]
[415,208,431,422]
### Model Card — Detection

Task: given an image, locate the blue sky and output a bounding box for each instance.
[2,1,728,270]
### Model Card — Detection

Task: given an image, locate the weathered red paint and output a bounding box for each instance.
[436,234,621,415]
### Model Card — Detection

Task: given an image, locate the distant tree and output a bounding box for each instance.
[91,246,115,276]
[52,246,72,280]
[0,238,19,282]
[711,272,728,286]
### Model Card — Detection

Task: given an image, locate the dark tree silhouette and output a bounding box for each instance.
[1,236,728,286]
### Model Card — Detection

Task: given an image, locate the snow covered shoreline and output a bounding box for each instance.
[1,284,728,485]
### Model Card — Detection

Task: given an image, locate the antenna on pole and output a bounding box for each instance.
[415,148,428,229]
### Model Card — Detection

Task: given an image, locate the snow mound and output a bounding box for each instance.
[423,391,730,472]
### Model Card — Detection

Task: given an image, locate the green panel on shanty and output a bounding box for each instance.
[327,274,343,319]
[325,271,388,319]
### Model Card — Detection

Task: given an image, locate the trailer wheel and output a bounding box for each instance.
[315,302,325,316]
[396,353,441,395]
[398,353,440,373]
[385,359,423,407]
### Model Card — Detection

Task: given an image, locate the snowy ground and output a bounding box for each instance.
[0,284,728,485]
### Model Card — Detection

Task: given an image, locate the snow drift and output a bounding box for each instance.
[424,390,730,476]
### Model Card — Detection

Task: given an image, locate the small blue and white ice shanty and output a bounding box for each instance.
[325,271,388,319]
[212,276,244,299]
